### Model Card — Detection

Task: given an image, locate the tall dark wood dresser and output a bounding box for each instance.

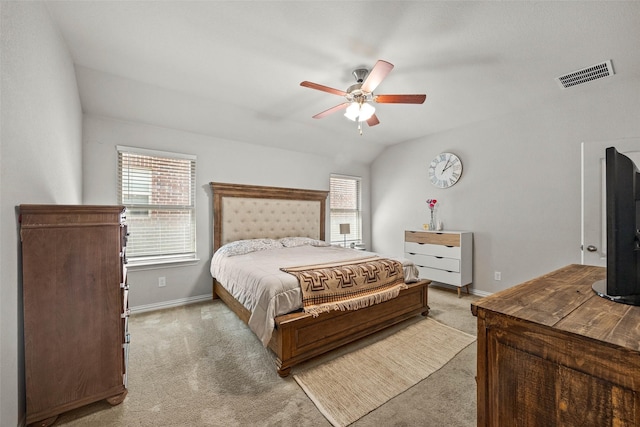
[472,264,640,426]
[20,205,129,427]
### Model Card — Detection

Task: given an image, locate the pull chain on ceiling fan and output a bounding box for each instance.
[300,60,426,135]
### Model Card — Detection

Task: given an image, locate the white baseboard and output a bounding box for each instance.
[471,289,492,297]
[429,282,492,298]
[130,294,213,314]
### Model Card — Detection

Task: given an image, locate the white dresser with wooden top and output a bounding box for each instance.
[404,230,473,297]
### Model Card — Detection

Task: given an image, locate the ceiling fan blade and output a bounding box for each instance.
[361,60,394,93]
[375,94,426,104]
[366,114,380,127]
[312,102,350,119]
[300,81,347,97]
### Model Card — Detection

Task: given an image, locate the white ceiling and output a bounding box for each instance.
[45,1,640,163]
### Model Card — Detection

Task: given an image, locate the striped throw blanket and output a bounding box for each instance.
[281,256,407,317]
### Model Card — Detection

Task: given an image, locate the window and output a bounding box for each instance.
[329,174,362,246]
[117,146,197,266]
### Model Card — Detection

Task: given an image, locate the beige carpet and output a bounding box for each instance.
[293,317,476,427]
[52,287,479,426]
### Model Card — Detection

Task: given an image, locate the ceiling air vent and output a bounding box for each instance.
[555,60,614,89]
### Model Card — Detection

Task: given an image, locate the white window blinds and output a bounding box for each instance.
[117,146,197,265]
[330,175,362,246]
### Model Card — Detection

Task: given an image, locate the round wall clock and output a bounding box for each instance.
[428,152,463,188]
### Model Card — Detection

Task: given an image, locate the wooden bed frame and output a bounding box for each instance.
[210,182,430,377]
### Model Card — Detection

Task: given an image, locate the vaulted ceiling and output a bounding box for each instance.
[45,1,640,163]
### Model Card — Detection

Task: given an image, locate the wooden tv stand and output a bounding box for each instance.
[472,264,640,426]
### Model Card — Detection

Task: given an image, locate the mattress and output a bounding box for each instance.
[210,241,419,346]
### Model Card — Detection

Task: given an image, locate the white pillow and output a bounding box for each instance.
[216,238,283,257]
[279,237,331,248]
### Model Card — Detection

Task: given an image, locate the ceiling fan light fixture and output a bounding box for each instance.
[344,102,375,122]
[344,102,360,121]
[359,102,375,121]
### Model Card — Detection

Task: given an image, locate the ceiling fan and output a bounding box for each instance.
[300,60,426,134]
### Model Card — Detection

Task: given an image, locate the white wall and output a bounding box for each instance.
[371,74,640,294]
[82,115,371,309]
[0,2,83,426]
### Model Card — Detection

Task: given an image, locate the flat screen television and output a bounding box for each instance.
[592,147,640,305]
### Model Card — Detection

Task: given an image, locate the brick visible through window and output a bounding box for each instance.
[117,146,197,265]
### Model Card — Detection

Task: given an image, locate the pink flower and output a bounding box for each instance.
[426,199,438,210]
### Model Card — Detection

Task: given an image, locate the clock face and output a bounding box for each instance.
[428,152,463,188]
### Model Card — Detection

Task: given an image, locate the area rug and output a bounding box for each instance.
[293,318,476,427]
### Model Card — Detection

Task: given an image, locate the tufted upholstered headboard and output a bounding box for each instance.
[209,182,329,251]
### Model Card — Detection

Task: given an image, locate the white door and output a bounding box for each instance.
[581,139,640,266]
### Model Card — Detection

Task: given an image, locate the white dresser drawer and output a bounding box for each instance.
[406,253,460,273]
[417,266,463,286]
[405,230,460,246]
[405,241,461,258]
[404,230,473,294]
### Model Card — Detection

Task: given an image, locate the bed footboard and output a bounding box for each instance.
[214,279,430,376]
[270,279,430,376]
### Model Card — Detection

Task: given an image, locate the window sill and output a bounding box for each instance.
[126,256,200,270]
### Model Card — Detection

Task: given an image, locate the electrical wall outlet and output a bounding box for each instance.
[494,271,501,281]
[158,276,166,287]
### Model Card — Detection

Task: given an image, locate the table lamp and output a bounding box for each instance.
[339,223,350,248]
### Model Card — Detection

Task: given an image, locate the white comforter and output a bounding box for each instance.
[210,244,419,346]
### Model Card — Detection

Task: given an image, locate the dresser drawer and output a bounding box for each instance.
[405,231,460,247]
[417,266,463,286]
[405,253,460,273]
[405,241,461,258]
